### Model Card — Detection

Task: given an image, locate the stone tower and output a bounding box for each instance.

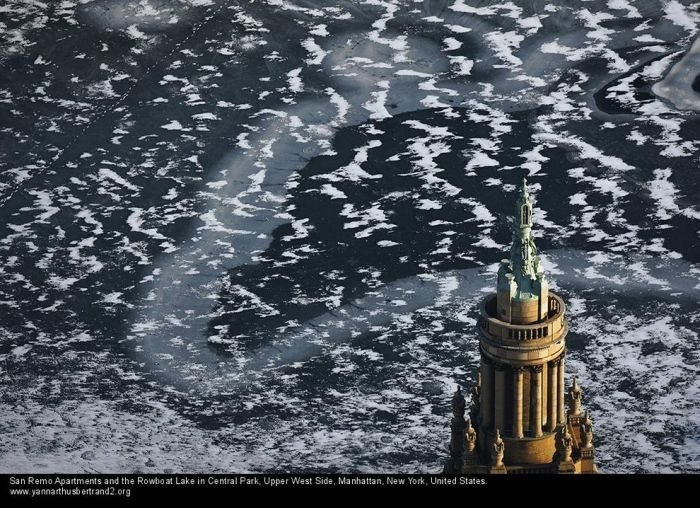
[445,179,597,474]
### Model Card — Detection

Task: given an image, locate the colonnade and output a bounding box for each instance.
[479,356,565,437]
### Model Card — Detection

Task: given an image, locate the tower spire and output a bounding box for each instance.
[496,178,549,324]
[512,178,543,283]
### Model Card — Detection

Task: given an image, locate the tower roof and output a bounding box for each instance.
[497,178,547,301]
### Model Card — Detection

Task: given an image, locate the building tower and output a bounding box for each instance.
[445,179,597,474]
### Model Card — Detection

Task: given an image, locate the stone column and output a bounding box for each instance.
[547,360,558,432]
[512,367,524,438]
[494,364,505,434]
[480,358,494,429]
[557,355,566,424]
[530,365,543,437]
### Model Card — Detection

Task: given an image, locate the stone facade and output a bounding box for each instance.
[445,179,598,474]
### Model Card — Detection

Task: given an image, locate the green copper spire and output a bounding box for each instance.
[497,178,547,302]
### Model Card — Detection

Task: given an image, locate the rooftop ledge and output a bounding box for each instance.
[479,293,567,346]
